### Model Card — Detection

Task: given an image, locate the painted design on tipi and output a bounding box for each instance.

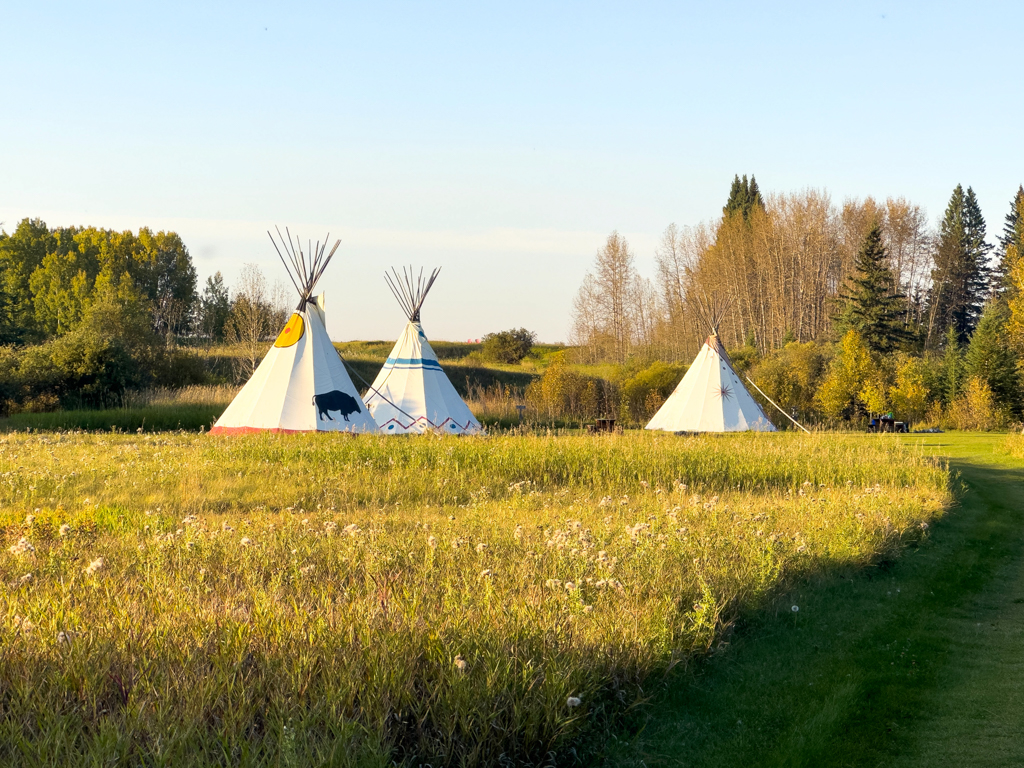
[275,314,305,347]
[645,296,775,433]
[210,228,378,435]
[363,266,482,435]
[313,390,363,422]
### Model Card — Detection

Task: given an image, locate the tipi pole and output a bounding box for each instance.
[267,231,304,299]
[744,376,811,434]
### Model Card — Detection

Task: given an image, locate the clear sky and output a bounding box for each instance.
[2,1,1021,342]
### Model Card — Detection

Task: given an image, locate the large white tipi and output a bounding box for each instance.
[210,229,378,435]
[363,267,482,434]
[646,300,775,433]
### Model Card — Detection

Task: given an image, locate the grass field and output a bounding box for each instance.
[0,431,949,766]
[601,432,1024,767]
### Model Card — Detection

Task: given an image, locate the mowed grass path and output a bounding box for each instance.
[605,432,1024,767]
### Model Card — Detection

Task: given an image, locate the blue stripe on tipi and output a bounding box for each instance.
[385,357,444,371]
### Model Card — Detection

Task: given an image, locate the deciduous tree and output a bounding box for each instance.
[570,232,651,363]
[199,272,231,343]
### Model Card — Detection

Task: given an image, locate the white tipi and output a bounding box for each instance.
[363,267,482,434]
[645,300,775,433]
[210,229,378,435]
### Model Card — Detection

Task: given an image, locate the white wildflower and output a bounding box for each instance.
[59,524,71,537]
[13,614,34,633]
[85,557,104,575]
[239,537,252,547]
[567,696,582,708]
[475,542,488,553]
[18,573,32,585]
[56,630,72,645]
[453,654,468,673]
[343,523,361,537]
[427,535,437,549]
[479,568,493,578]
[9,538,34,556]
[791,605,799,612]
[24,514,35,525]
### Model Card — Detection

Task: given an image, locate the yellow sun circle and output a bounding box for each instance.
[274,313,305,348]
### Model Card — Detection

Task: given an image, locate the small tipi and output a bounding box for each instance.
[645,298,775,433]
[210,228,378,434]
[363,267,482,434]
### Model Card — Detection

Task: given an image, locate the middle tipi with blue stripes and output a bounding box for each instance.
[363,267,482,434]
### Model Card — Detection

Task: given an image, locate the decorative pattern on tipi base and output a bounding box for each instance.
[377,416,480,434]
[364,267,482,435]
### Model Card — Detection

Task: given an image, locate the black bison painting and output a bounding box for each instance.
[312,390,362,422]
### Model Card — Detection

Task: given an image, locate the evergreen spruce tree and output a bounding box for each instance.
[940,325,965,406]
[834,222,909,354]
[722,174,766,221]
[747,175,764,211]
[965,300,1022,418]
[723,175,748,217]
[926,184,992,345]
[992,185,1024,297]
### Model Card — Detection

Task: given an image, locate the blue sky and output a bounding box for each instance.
[2,1,1021,342]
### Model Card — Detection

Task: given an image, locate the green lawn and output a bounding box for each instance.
[604,432,1024,767]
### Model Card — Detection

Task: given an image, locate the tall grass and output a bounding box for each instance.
[0,432,949,766]
[123,384,239,407]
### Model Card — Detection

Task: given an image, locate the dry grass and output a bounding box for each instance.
[123,384,239,408]
[0,432,950,766]
[1003,431,1024,459]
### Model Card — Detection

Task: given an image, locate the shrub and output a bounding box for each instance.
[620,361,686,423]
[946,376,1005,431]
[748,341,829,423]
[481,328,536,364]
[889,355,930,422]
[526,354,608,421]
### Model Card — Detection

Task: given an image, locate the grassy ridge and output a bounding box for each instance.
[0,433,950,766]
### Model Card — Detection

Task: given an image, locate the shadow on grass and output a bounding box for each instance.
[0,404,224,433]
[600,441,1024,767]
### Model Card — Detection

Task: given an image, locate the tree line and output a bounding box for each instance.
[0,219,290,413]
[568,177,1024,428]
